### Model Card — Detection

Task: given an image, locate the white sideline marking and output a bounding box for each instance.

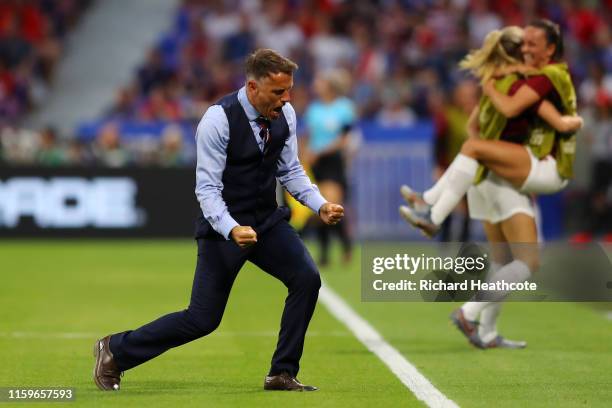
[318,283,459,408]
[605,312,612,321]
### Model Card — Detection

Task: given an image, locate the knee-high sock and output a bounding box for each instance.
[463,259,532,321]
[476,259,532,302]
[423,155,461,205]
[461,261,502,321]
[430,154,478,225]
[478,302,502,343]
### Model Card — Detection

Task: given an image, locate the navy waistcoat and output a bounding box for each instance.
[195,91,291,240]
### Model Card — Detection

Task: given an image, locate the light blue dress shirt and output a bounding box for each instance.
[195,86,327,240]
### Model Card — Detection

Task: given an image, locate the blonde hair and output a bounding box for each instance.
[321,68,352,96]
[459,26,524,84]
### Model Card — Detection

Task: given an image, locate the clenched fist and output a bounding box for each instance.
[319,202,344,225]
[230,226,257,248]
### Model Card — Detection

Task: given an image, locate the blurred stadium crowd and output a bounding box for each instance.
[0,0,91,126]
[0,0,611,235]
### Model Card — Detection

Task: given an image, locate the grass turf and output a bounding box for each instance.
[323,245,612,408]
[0,240,417,407]
[1,240,611,407]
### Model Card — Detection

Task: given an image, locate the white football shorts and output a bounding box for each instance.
[468,172,536,224]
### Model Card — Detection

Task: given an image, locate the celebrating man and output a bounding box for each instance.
[93,48,344,392]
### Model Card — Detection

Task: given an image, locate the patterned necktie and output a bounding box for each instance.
[255,116,271,152]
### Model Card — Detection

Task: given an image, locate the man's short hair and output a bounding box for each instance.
[245,49,298,80]
[528,19,564,61]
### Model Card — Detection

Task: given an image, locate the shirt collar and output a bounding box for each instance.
[238,86,261,122]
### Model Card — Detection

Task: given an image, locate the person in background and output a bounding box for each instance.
[425,80,479,241]
[91,122,130,167]
[36,126,65,166]
[401,23,582,349]
[304,68,355,266]
[158,124,192,167]
[572,94,612,242]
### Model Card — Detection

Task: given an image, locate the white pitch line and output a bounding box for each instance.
[605,312,612,321]
[318,283,459,408]
[0,332,98,339]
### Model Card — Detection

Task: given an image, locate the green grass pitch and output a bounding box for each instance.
[1,240,611,407]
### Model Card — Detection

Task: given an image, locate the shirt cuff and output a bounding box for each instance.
[217,214,240,240]
[305,194,327,215]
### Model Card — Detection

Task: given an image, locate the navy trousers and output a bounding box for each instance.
[109,220,321,377]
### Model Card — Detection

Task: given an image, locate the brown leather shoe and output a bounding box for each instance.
[264,372,318,391]
[93,336,122,391]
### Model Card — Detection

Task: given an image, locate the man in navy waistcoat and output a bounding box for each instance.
[93,48,344,392]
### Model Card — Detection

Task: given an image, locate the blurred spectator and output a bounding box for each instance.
[429,79,479,241]
[0,0,91,125]
[138,86,182,122]
[0,125,40,164]
[64,138,93,166]
[0,60,23,122]
[468,0,502,47]
[579,63,612,107]
[0,0,609,244]
[309,14,355,71]
[106,86,137,120]
[0,16,32,69]
[88,0,612,136]
[351,16,387,118]
[253,0,304,57]
[91,122,130,168]
[433,80,479,169]
[159,124,192,167]
[137,49,173,95]
[203,2,242,42]
[376,87,417,127]
[573,98,612,240]
[223,13,253,62]
[36,126,64,166]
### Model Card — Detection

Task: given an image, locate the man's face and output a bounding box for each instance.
[247,72,293,120]
[521,26,555,68]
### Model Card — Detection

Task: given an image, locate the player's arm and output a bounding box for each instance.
[536,100,583,133]
[466,106,480,139]
[483,80,541,118]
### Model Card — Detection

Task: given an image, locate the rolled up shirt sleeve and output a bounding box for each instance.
[277,103,327,213]
[194,105,239,239]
